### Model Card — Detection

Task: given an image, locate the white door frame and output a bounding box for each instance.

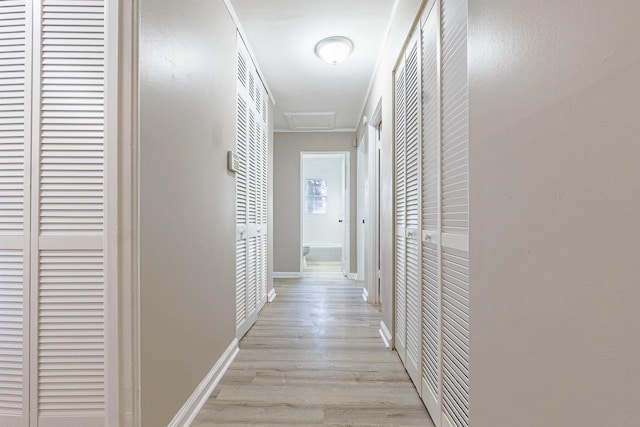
[357,136,367,282]
[299,152,350,274]
[366,98,383,304]
[115,0,140,424]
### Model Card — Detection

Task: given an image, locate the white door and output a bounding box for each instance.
[357,138,366,281]
[341,154,349,276]
[236,35,268,339]
[393,63,407,362]
[0,1,115,424]
[420,2,442,423]
[439,0,469,425]
[31,1,111,424]
[0,1,31,424]
[403,32,423,387]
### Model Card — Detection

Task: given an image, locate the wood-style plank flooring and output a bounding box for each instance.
[192,273,434,426]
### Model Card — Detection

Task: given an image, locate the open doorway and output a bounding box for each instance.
[300,152,350,275]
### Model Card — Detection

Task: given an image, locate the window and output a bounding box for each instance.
[305,179,327,214]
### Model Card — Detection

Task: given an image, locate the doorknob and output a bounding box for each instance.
[338,219,343,223]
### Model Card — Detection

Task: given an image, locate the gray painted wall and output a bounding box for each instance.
[138,0,273,424]
[274,132,357,273]
[468,1,640,425]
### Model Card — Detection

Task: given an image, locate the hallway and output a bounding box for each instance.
[192,274,434,426]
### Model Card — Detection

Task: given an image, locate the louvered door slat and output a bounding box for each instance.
[247,237,257,311]
[394,234,406,353]
[395,70,406,228]
[37,250,105,415]
[441,0,468,238]
[261,115,267,226]
[235,99,247,224]
[39,0,104,237]
[422,243,439,389]
[0,249,25,424]
[235,240,246,328]
[0,0,27,241]
[247,111,257,224]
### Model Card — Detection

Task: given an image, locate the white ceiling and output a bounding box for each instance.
[229,0,396,132]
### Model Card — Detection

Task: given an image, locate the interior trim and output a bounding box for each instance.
[168,339,239,427]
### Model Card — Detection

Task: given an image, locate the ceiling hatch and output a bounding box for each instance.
[283,112,336,131]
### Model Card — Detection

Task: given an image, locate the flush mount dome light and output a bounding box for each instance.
[315,36,354,65]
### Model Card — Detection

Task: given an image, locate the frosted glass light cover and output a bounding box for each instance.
[315,36,354,65]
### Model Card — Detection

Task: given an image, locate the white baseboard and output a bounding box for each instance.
[273,271,302,278]
[268,288,277,302]
[348,273,358,280]
[379,320,392,349]
[168,339,239,427]
[362,288,369,302]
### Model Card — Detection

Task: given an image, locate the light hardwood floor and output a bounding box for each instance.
[192,273,434,426]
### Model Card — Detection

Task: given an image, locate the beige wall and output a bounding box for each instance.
[273,132,357,273]
[468,1,640,425]
[356,0,425,336]
[138,0,273,424]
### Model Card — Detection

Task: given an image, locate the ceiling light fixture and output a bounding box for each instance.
[314,36,354,65]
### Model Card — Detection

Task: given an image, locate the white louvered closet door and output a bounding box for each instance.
[0,1,31,425]
[235,38,254,338]
[393,64,407,363]
[403,33,422,388]
[235,42,248,333]
[236,34,269,339]
[246,104,257,319]
[257,93,268,305]
[440,0,469,426]
[31,1,110,425]
[420,2,442,424]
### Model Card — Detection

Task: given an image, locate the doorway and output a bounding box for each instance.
[300,152,350,275]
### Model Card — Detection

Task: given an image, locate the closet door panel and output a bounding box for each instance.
[404,36,422,386]
[440,0,469,425]
[235,36,269,338]
[235,54,248,335]
[393,65,407,361]
[32,1,108,425]
[420,2,441,422]
[0,0,30,425]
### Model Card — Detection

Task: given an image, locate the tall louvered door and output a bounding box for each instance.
[439,0,469,426]
[256,89,268,308]
[30,1,111,425]
[420,2,442,424]
[393,63,407,363]
[0,1,31,425]
[403,32,422,387]
[235,39,249,337]
[236,34,269,339]
[235,37,254,338]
